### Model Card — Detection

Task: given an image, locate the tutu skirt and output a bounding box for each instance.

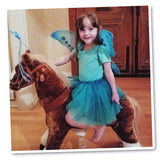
[67,76,126,126]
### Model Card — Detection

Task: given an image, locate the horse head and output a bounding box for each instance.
[10,50,36,91]
[10,50,70,104]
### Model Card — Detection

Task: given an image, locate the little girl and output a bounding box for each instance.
[55,12,125,142]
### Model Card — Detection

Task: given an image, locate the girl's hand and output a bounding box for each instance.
[112,92,120,105]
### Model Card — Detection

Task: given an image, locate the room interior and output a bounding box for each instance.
[8,6,153,151]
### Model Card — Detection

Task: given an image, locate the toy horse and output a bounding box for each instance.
[10,50,141,149]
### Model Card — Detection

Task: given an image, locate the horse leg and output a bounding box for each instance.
[45,108,71,149]
[39,129,49,150]
[111,97,141,147]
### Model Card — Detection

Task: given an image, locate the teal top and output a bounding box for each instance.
[73,45,111,82]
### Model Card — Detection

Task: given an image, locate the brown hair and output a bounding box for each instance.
[75,12,101,52]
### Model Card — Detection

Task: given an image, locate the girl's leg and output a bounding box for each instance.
[91,120,116,143]
[92,126,106,143]
[66,112,106,143]
[65,112,94,129]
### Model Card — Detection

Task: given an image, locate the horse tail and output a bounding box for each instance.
[128,96,141,138]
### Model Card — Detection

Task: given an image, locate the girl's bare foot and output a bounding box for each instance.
[92,126,106,143]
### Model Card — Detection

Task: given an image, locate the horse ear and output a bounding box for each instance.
[25,50,31,54]
[21,52,32,65]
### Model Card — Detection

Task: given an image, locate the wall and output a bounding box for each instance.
[25,8,71,75]
[8,10,29,70]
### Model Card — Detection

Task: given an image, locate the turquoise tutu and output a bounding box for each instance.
[67,77,126,126]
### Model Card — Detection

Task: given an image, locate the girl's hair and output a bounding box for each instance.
[75,12,102,52]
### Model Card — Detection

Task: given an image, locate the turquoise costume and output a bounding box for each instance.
[67,44,126,126]
[51,29,126,126]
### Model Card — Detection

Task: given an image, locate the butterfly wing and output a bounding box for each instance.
[111,61,120,75]
[99,30,120,74]
[99,29,116,57]
[51,30,76,52]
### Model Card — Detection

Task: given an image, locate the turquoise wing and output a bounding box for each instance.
[111,61,120,75]
[99,29,120,74]
[51,30,75,52]
[99,29,116,57]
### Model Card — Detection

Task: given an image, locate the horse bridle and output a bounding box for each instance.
[10,63,46,90]
[23,63,47,82]
[42,87,71,113]
[12,63,71,113]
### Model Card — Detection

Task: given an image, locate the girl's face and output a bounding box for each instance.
[78,17,98,46]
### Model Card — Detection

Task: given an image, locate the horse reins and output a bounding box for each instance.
[24,63,47,81]
[20,63,71,113]
[42,87,70,113]
[11,63,46,90]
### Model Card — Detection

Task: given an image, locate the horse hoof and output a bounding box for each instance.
[39,144,46,150]
[121,141,142,147]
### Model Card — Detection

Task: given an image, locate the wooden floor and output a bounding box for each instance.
[10,78,153,151]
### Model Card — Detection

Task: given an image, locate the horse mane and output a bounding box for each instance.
[28,54,71,88]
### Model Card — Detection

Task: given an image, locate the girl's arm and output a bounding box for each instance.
[54,52,75,66]
[103,62,120,104]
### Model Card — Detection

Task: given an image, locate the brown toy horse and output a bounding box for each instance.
[10,50,141,149]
